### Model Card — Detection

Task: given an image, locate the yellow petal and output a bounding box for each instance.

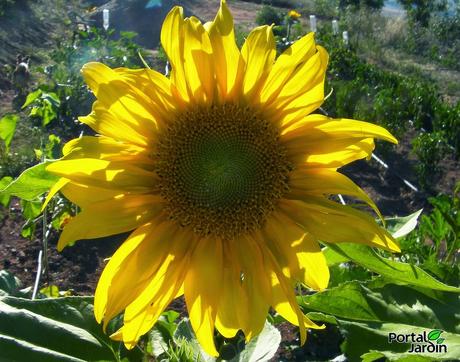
[260,32,316,104]
[207,0,243,100]
[295,233,330,291]
[288,168,382,219]
[120,226,192,348]
[271,46,327,106]
[263,247,324,345]
[184,237,223,357]
[117,267,184,350]
[235,236,271,341]
[241,25,275,99]
[81,62,160,137]
[62,136,153,166]
[265,46,328,127]
[94,220,182,326]
[56,194,163,250]
[316,118,398,144]
[215,241,246,338]
[113,67,175,122]
[94,221,160,323]
[47,158,156,191]
[41,177,69,211]
[123,225,192,319]
[61,182,123,208]
[161,6,189,103]
[280,198,400,252]
[306,138,375,168]
[79,102,150,147]
[282,114,398,142]
[182,16,215,103]
[286,137,376,169]
[263,213,329,290]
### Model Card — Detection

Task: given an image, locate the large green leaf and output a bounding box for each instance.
[0,162,58,201]
[0,296,117,361]
[299,281,460,361]
[299,281,460,332]
[325,243,459,292]
[342,321,460,361]
[0,114,18,150]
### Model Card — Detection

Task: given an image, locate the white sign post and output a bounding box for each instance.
[342,30,349,45]
[103,9,110,30]
[309,15,317,33]
[332,19,339,35]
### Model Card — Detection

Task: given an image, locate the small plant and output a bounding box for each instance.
[412,131,448,189]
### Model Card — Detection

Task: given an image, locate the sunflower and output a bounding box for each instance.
[288,9,301,20]
[46,0,399,356]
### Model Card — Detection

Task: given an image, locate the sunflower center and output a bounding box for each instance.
[155,104,291,240]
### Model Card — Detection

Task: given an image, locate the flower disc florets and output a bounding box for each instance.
[155,103,292,240]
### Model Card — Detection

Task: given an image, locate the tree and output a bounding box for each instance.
[339,0,385,10]
[397,0,448,27]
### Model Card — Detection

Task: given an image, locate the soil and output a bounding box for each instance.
[1,1,459,361]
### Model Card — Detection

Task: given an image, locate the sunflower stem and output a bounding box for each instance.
[39,134,50,286]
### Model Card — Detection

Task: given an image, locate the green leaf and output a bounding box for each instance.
[300,281,460,332]
[20,199,42,219]
[344,322,460,361]
[298,281,460,361]
[0,114,18,150]
[385,209,423,238]
[0,177,13,207]
[22,89,42,109]
[232,322,281,362]
[427,329,443,341]
[0,162,58,201]
[323,246,350,266]
[174,318,215,362]
[362,350,433,362]
[148,310,181,357]
[39,285,60,298]
[148,329,169,358]
[325,243,460,292]
[305,312,338,325]
[0,271,21,296]
[0,296,116,361]
[20,222,35,239]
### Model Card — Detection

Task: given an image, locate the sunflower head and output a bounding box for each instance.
[46,0,399,357]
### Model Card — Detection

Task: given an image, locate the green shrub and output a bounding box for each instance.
[255,5,282,26]
[0,0,15,16]
[412,131,448,189]
[240,0,296,8]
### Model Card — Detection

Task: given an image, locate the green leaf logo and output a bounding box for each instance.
[437,338,445,344]
[428,330,443,341]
